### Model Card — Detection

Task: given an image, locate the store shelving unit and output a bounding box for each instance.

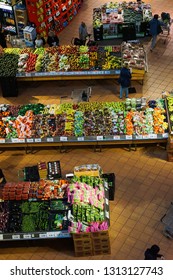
[25,0,82,38]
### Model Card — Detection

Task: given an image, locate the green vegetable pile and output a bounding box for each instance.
[18,103,45,116]
[0,53,19,77]
[21,201,49,232]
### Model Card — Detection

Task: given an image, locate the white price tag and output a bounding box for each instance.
[149,134,157,139]
[105,198,109,205]
[0,234,3,240]
[125,135,132,140]
[143,135,149,139]
[105,211,109,219]
[77,137,84,141]
[97,136,103,140]
[0,139,5,143]
[60,136,67,141]
[135,135,142,139]
[11,138,19,143]
[162,133,168,138]
[27,139,34,143]
[39,233,47,238]
[47,138,54,142]
[18,139,25,143]
[35,138,41,142]
[47,232,56,238]
[23,234,32,239]
[12,235,20,240]
[113,135,120,140]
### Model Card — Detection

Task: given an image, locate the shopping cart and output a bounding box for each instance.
[161,202,173,239]
[60,87,92,104]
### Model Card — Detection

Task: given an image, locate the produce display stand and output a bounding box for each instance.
[93,2,152,40]
[0,165,110,254]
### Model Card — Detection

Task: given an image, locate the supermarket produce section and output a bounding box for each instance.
[0,97,172,153]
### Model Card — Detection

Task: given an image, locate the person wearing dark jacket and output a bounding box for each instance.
[0,29,7,48]
[144,244,164,260]
[149,14,163,52]
[118,63,131,99]
[47,30,59,47]
[0,168,6,187]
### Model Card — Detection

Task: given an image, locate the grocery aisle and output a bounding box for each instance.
[0,0,173,260]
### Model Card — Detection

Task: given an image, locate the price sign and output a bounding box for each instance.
[11,138,19,143]
[77,137,84,141]
[105,211,109,219]
[135,135,142,139]
[113,135,120,140]
[105,198,109,205]
[97,136,103,140]
[12,235,20,240]
[162,133,168,138]
[18,139,25,143]
[125,135,132,140]
[0,139,5,143]
[60,136,67,141]
[23,234,32,239]
[39,233,47,238]
[35,138,41,142]
[143,135,149,139]
[27,139,34,143]
[47,232,56,238]
[149,134,157,139]
[56,11,60,17]
[47,138,54,142]
[0,234,3,240]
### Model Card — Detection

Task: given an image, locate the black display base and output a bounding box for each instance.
[0,77,18,97]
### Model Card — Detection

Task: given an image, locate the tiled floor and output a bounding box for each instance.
[0,0,173,260]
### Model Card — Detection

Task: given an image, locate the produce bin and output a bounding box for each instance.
[0,77,18,97]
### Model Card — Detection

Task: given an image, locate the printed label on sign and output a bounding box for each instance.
[105,198,109,205]
[162,133,168,138]
[11,138,19,143]
[105,211,109,218]
[97,136,103,140]
[77,137,84,141]
[149,134,157,139]
[12,235,20,240]
[0,234,3,240]
[113,135,120,140]
[0,139,5,143]
[23,234,32,239]
[60,137,67,141]
[39,233,47,238]
[47,138,54,142]
[18,139,25,143]
[143,135,149,139]
[27,139,34,143]
[135,135,142,139]
[125,135,132,140]
[35,138,41,142]
[47,232,56,238]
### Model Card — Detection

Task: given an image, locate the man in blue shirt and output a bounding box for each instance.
[149,14,163,52]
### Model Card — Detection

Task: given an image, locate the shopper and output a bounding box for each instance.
[34,33,45,48]
[0,27,7,48]
[47,30,59,47]
[144,244,165,260]
[118,63,131,99]
[0,168,6,187]
[149,14,163,52]
[79,22,88,45]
